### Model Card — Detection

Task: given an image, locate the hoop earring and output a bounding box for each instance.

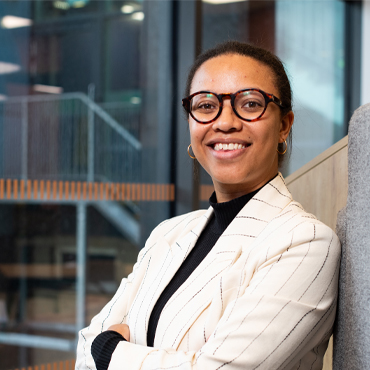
[277,140,287,155]
[187,144,196,159]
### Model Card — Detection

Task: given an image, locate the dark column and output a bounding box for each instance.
[140,0,174,243]
[174,0,199,217]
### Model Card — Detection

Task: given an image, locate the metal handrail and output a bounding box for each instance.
[2,93,141,150]
[0,93,142,183]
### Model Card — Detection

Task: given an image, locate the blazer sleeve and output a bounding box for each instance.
[75,221,167,370]
[106,221,341,370]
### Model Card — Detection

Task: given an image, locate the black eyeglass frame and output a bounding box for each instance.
[182,88,285,124]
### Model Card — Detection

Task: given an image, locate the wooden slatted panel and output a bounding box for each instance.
[0,180,176,201]
[12,359,75,370]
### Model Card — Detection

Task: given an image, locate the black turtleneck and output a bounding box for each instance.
[146,188,260,346]
[91,186,263,370]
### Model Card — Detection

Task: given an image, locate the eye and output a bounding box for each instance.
[239,97,264,110]
[191,94,219,113]
[237,92,265,112]
[196,101,217,110]
[243,100,261,109]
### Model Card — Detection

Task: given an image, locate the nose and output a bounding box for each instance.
[212,99,242,132]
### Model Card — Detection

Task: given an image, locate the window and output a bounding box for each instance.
[0,1,361,368]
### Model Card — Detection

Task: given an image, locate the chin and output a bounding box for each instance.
[213,177,251,188]
[213,171,253,183]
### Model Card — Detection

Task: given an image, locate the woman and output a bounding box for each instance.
[76,41,340,370]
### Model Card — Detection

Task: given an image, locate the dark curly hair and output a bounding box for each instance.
[184,41,293,164]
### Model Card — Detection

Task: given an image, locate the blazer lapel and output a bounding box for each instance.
[171,206,214,265]
[220,173,293,243]
[128,208,213,345]
[155,174,293,349]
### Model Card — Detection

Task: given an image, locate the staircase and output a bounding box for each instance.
[0,92,141,244]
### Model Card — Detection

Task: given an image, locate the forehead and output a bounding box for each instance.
[190,54,278,96]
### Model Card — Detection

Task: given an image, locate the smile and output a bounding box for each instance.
[213,143,248,151]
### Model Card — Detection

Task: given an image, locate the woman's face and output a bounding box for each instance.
[189,54,293,202]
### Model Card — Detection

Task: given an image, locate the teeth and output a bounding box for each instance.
[213,143,246,151]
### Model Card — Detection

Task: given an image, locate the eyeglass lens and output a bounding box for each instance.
[190,90,267,122]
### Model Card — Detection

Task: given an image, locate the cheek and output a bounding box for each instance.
[259,120,281,140]
[189,122,205,145]
[189,127,198,147]
[252,125,280,156]
[188,119,197,137]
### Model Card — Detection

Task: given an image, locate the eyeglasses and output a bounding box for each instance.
[182,88,285,124]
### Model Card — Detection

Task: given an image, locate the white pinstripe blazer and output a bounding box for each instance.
[76,174,340,370]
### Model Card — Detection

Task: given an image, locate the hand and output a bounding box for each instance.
[108,324,130,341]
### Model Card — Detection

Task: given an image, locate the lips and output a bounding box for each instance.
[213,143,245,151]
[211,141,252,152]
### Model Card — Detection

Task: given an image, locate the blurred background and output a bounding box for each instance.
[0,0,367,368]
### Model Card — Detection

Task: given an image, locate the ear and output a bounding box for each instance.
[279,111,294,143]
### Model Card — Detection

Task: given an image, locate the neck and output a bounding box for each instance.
[214,173,278,203]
